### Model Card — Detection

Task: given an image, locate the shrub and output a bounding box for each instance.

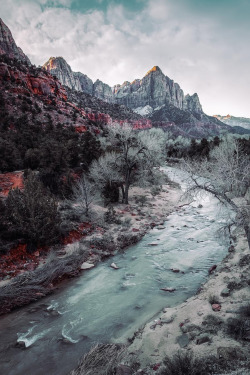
[202,314,223,333]
[150,185,162,197]
[135,195,147,206]
[159,351,208,375]
[121,217,132,228]
[239,303,250,318]
[5,172,61,252]
[226,317,250,340]
[208,294,220,305]
[104,206,121,224]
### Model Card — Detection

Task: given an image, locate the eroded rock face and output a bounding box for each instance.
[43,59,197,112]
[0,18,31,64]
[0,62,67,101]
[43,57,84,92]
[183,93,203,114]
[114,66,185,110]
[93,79,114,103]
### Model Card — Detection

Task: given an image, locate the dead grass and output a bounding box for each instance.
[0,245,87,314]
[69,343,127,375]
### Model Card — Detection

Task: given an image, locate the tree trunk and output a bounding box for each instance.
[124,171,130,204]
[121,185,125,204]
[244,224,250,250]
[124,184,129,204]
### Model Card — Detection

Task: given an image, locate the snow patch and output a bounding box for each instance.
[133,105,153,116]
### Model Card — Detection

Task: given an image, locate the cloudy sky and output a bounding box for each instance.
[1,0,250,117]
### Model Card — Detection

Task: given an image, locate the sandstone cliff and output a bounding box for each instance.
[43,57,114,102]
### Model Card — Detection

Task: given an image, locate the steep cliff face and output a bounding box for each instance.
[114,66,185,110]
[0,61,67,100]
[93,79,114,103]
[43,57,114,102]
[43,60,206,117]
[43,57,84,92]
[183,93,203,114]
[0,18,30,64]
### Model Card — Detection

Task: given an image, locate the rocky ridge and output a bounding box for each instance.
[0,18,30,65]
[214,114,250,131]
[0,18,249,138]
[43,58,201,113]
[43,57,241,138]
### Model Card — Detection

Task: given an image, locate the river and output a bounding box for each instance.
[0,167,231,375]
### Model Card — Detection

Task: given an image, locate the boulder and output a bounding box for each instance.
[161,316,175,324]
[110,262,119,269]
[196,334,211,345]
[157,225,165,230]
[221,288,230,297]
[161,287,176,292]
[212,304,221,312]
[80,262,95,270]
[208,265,217,274]
[177,334,190,348]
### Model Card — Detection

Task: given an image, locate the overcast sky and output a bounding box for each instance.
[1,0,250,117]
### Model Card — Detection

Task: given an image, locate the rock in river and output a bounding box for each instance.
[110,263,119,269]
[161,287,176,292]
[80,262,95,270]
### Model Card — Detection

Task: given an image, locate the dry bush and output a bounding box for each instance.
[0,245,87,314]
[208,294,220,305]
[69,343,127,375]
[159,351,211,375]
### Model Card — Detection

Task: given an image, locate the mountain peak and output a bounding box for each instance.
[145,66,162,76]
[0,18,30,64]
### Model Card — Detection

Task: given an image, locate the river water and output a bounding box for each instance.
[0,167,231,375]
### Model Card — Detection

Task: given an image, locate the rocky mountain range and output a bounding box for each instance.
[44,56,248,138]
[43,58,203,114]
[214,114,250,131]
[0,17,249,138]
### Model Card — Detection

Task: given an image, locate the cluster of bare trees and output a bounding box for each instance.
[72,123,166,217]
[71,126,250,250]
[183,137,250,249]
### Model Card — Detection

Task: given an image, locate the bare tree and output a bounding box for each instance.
[90,124,166,204]
[182,137,250,249]
[71,174,95,218]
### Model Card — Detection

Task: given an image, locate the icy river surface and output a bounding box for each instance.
[0,167,231,375]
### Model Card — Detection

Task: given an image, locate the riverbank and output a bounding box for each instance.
[0,176,182,315]
[126,226,250,373]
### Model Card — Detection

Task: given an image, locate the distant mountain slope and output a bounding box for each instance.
[43,56,250,138]
[214,114,250,130]
[43,58,202,114]
[0,18,249,139]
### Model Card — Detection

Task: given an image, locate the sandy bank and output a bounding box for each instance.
[127,227,250,372]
